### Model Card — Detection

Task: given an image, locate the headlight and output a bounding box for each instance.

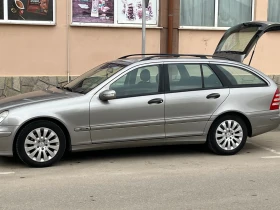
[0,111,9,123]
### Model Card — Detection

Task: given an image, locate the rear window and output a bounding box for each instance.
[216,65,267,86]
[217,26,259,53]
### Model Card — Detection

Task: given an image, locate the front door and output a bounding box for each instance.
[89,63,165,143]
[164,62,230,138]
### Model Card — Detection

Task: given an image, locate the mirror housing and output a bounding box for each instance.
[99,90,116,101]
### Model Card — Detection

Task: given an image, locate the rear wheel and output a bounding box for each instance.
[207,115,248,155]
[16,120,66,167]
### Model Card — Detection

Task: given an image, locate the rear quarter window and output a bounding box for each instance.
[216,65,267,86]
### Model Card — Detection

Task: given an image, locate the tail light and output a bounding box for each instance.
[270,88,280,110]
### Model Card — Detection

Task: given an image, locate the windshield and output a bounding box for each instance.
[64,62,127,94]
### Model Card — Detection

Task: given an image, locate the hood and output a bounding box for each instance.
[0,88,80,111]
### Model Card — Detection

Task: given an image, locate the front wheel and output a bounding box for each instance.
[207,115,248,155]
[16,120,66,167]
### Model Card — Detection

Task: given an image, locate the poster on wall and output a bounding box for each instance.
[72,0,114,24]
[117,0,157,24]
[8,0,54,22]
[0,0,3,20]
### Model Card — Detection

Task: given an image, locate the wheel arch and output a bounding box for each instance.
[13,117,72,156]
[208,111,252,138]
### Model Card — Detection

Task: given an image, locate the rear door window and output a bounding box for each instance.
[215,65,267,86]
[167,63,223,92]
[167,64,202,91]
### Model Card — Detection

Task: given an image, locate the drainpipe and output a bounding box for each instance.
[66,0,70,83]
[167,0,174,54]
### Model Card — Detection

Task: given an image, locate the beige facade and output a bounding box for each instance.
[0,0,279,97]
[0,0,162,77]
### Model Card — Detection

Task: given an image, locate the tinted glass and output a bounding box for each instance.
[168,64,202,91]
[216,27,259,52]
[110,65,160,98]
[202,65,223,88]
[216,65,267,86]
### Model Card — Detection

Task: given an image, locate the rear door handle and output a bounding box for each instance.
[148,98,164,104]
[206,93,220,99]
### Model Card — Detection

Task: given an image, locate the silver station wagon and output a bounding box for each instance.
[1,21,280,167]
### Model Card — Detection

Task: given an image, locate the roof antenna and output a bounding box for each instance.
[249,39,259,66]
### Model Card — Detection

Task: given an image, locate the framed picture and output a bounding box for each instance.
[72,0,114,24]
[71,0,158,26]
[117,0,157,25]
[0,0,56,25]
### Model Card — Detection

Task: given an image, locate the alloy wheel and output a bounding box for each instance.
[24,127,60,162]
[215,120,243,151]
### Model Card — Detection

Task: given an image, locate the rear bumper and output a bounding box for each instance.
[248,111,280,137]
[0,126,18,157]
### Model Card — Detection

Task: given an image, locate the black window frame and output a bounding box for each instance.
[109,64,165,99]
[163,63,226,94]
[210,63,269,88]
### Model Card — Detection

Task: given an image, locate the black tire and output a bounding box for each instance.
[207,115,248,155]
[16,120,66,168]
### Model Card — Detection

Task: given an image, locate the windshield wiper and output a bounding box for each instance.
[63,87,73,92]
[57,86,73,92]
[57,86,86,94]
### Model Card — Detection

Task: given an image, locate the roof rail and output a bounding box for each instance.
[140,54,234,61]
[140,54,207,61]
[118,54,166,59]
[118,53,234,61]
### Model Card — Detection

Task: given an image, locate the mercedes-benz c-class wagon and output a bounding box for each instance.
[1,21,280,167]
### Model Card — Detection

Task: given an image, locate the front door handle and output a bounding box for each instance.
[148,98,164,104]
[206,93,220,99]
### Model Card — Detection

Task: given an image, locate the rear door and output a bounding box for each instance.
[213,21,280,62]
[164,62,230,138]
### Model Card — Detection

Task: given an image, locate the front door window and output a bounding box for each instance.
[110,65,161,98]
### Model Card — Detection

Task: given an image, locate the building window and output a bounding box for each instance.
[0,0,56,25]
[180,0,254,28]
[72,0,158,27]
[268,0,280,22]
[0,0,3,20]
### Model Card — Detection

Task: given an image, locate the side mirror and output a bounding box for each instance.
[99,90,116,101]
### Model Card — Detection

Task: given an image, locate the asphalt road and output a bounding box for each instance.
[1,131,280,210]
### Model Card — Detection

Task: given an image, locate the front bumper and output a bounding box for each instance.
[0,126,18,156]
